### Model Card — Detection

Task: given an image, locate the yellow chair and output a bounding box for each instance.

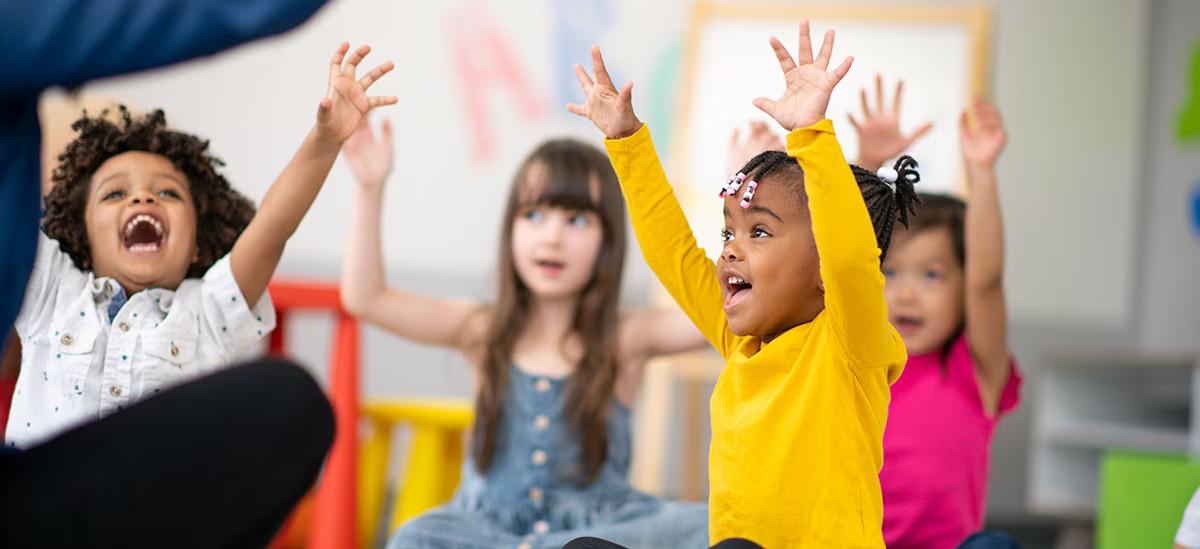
[358,399,474,548]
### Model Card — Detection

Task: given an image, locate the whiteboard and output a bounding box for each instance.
[671,3,989,257]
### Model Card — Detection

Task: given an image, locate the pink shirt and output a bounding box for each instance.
[881,334,1022,549]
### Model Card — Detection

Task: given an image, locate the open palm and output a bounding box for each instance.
[344,117,394,188]
[960,97,1007,168]
[753,20,854,131]
[849,75,934,171]
[316,43,398,144]
[566,46,641,139]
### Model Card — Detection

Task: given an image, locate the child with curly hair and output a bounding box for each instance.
[5,42,397,449]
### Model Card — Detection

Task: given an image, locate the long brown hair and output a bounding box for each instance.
[472,138,627,484]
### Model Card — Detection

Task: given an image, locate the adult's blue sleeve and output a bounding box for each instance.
[0,0,328,95]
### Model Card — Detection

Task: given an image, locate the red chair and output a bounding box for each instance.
[266,280,361,549]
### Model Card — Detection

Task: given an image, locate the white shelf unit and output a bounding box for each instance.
[1028,351,1200,520]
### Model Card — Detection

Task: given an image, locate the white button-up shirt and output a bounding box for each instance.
[5,233,275,449]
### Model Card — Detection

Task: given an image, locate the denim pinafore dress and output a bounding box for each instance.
[387,366,708,549]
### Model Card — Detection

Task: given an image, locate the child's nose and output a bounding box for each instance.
[130,189,156,204]
[722,241,744,262]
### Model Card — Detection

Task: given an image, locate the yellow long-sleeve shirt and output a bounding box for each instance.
[605,120,906,548]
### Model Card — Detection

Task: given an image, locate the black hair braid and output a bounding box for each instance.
[850,155,921,259]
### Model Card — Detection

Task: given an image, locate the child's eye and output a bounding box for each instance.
[101,190,124,201]
[923,270,943,281]
[720,229,733,243]
[522,209,544,222]
[882,267,896,278]
[158,189,181,200]
[568,213,590,227]
[751,227,770,238]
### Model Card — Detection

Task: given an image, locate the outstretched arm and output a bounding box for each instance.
[568,47,735,355]
[230,42,397,308]
[960,97,1011,414]
[338,117,486,350]
[753,22,903,367]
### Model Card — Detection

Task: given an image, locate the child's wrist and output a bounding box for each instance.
[608,118,642,140]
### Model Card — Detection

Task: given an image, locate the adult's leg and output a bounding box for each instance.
[0,357,334,548]
[958,530,1022,549]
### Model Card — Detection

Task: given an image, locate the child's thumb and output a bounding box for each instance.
[317,97,333,122]
[752,97,776,116]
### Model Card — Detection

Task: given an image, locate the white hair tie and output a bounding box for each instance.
[876,166,898,192]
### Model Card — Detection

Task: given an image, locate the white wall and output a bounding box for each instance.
[76,0,1162,519]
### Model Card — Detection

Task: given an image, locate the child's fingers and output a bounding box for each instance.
[875,74,886,113]
[591,46,614,88]
[859,88,871,116]
[565,103,587,117]
[359,62,394,90]
[330,42,350,70]
[903,121,934,148]
[796,20,814,64]
[893,79,905,114]
[752,97,776,116]
[344,44,372,74]
[847,113,862,132]
[574,64,594,93]
[367,96,398,109]
[381,118,393,145]
[814,29,835,68]
[768,37,797,74]
[830,56,853,85]
[618,81,634,105]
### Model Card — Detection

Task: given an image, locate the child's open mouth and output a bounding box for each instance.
[535,259,566,278]
[122,213,167,254]
[893,315,924,335]
[724,275,753,311]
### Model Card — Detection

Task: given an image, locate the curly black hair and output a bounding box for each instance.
[733,152,921,260]
[44,106,255,277]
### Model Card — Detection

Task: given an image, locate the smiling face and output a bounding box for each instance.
[84,151,199,293]
[509,162,605,300]
[717,172,823,339]
[882,226,965,356]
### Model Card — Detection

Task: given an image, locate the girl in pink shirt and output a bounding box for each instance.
[849,79,1023,549]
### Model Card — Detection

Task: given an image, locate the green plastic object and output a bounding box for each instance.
[1179,39,1200,142]
[1098,450,1200,548]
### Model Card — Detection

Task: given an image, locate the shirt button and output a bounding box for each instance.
[170,344,180,357]
[531,449,547,466]
[535,378,551,392]
[110,386,122,397]
[118,322,130,332]
[60,334,73,345]
[532,520,550,535]
[533,415,549,430]
[529,487,543,503]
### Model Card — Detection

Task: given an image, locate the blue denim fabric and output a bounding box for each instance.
[388,367,708,549]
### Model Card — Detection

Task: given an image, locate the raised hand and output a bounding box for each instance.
[753,20,854,132]
[316,42,398,144]
[344,117,394,189]
[566,46,641,139]
[848,74,934,171]
[960,97,1007,169]
[729,121,784,171]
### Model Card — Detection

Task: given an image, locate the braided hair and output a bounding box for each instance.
[734,152,921,259]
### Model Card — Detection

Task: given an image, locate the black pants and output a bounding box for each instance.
[565,537,763,549]
[0,357,334,548]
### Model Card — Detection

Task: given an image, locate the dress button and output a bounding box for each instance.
[60,334,73,345]
[533,415,549,430]
[532,520,550,535]
[535,378,551,392]
[531,449,547,466]
[529,487,543,503]
[118,322,129,332]
[517,544,532,549]
[110,386,122,397]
